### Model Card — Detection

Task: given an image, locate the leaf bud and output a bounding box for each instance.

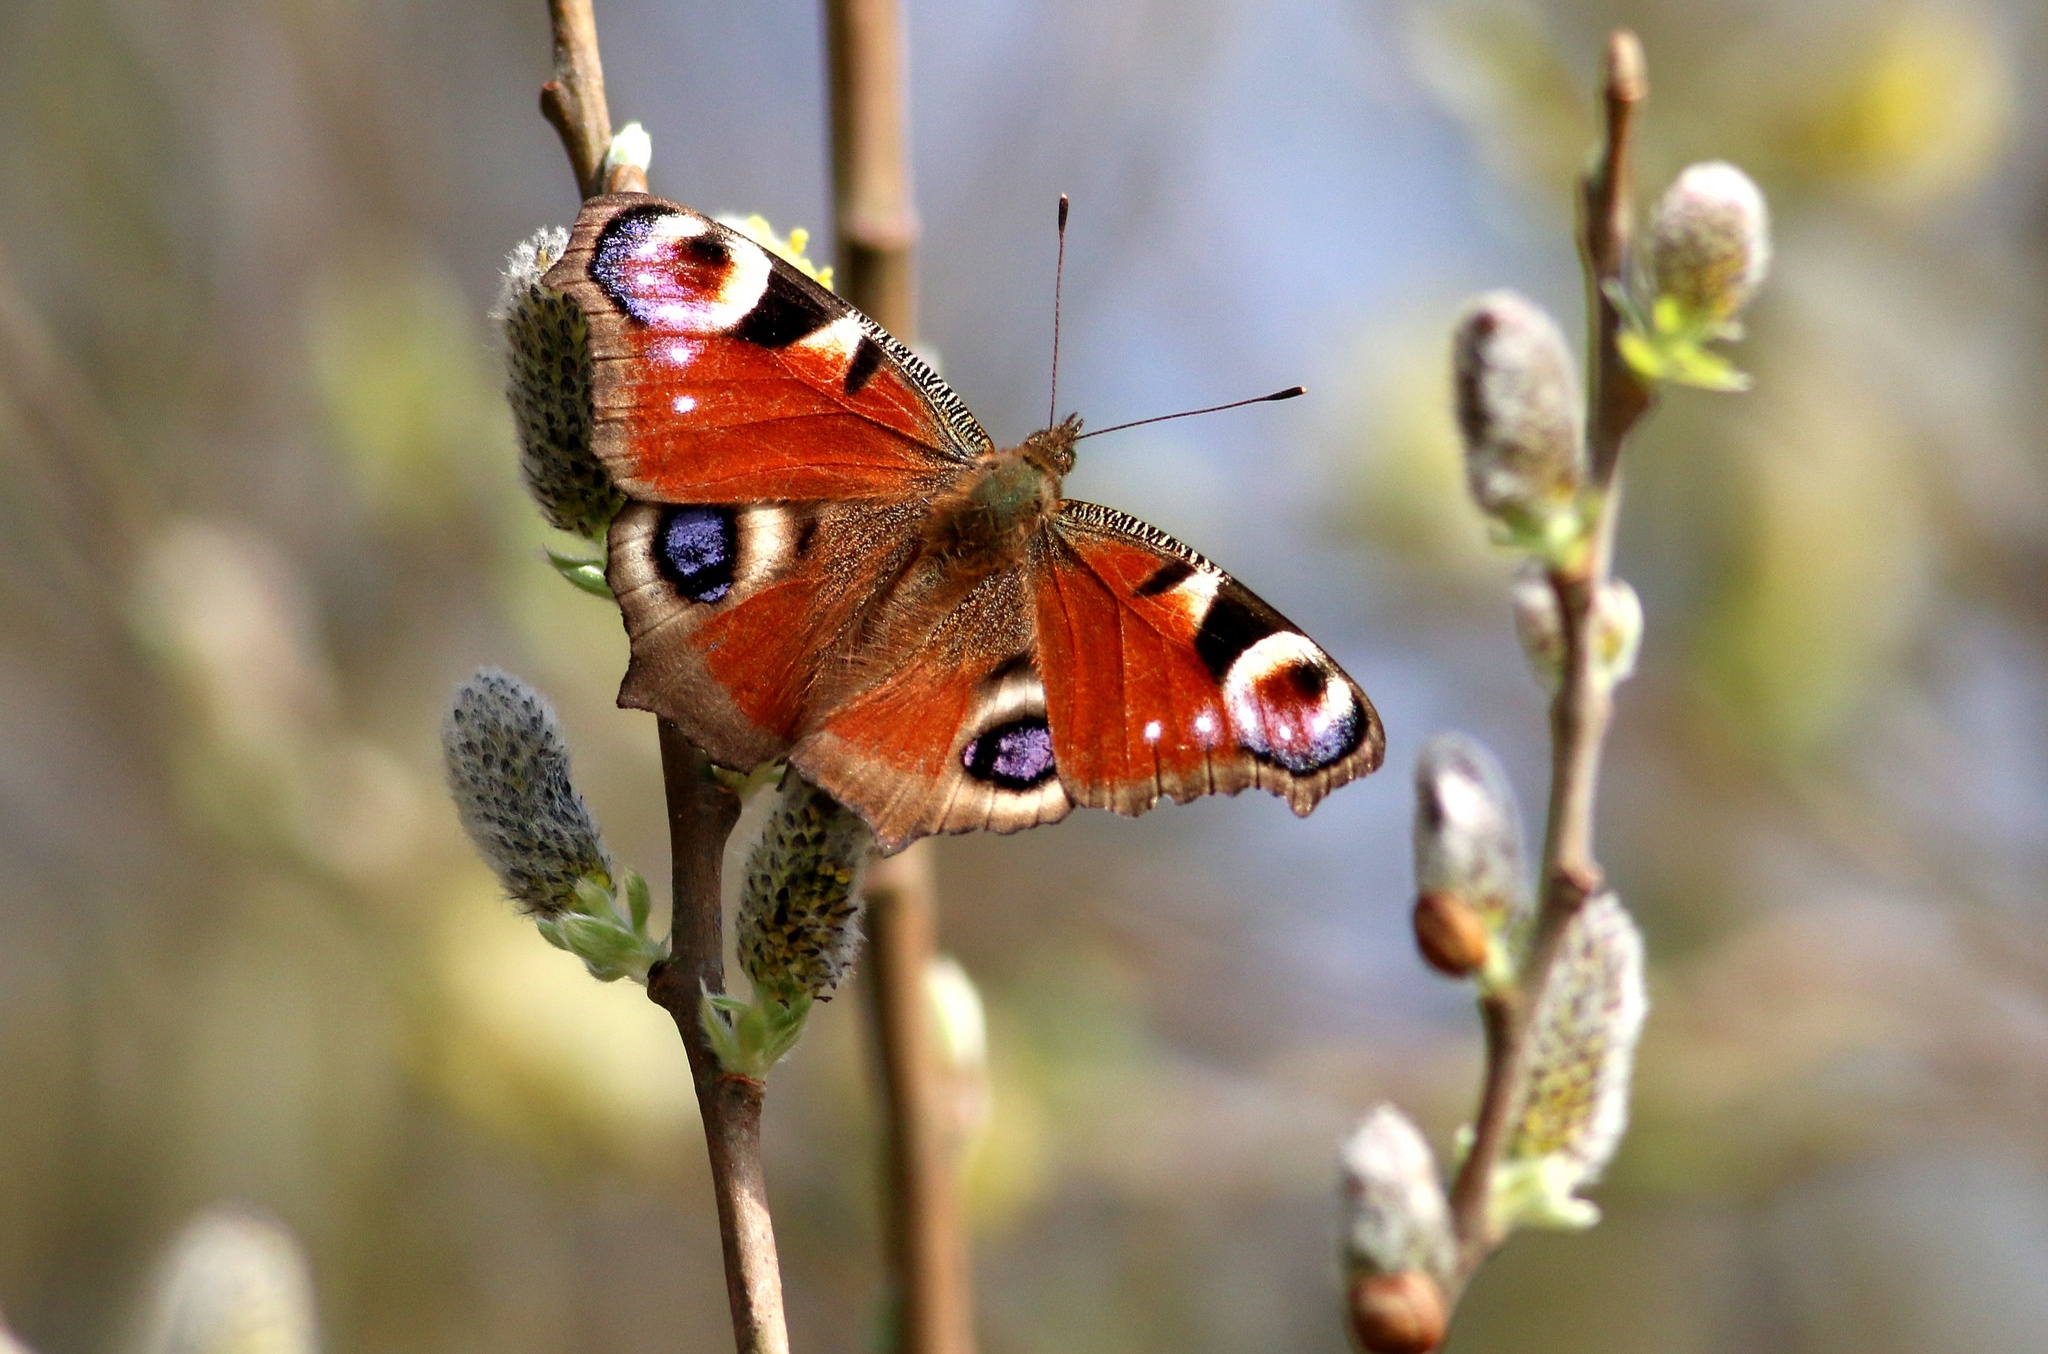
[1412,891,1491,978]
[1451,291,1586,552]
[1346,1271,1448,1354]
[494,228,622,540]
[1648,161,1771,324]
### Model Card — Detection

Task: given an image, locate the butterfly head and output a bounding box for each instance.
[1018,413,1082,480]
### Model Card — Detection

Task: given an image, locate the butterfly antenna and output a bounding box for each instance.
[1075,386,1306,441]
[1049,194,1070,428]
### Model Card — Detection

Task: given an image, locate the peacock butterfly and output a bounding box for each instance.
[542,193,1384,853]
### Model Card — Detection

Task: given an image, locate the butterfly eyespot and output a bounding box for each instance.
[682,234,730,267]
[656,505,737,603]
[1222,634,1366,775]
[961,717,1057,790]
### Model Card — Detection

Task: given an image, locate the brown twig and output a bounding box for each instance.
[823,5,974,1353]
[1444,29,1650,1288]
[825,0,920,333]
[536,6,784,1353]
[861,849,975,1354]
[647,727,784,1354]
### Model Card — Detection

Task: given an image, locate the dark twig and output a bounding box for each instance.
[824,5,974,1352]
[1445,29,1650,1287]
[536,7,783,1353]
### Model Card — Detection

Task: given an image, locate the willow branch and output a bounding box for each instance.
[823,5,973,1352]
[648,726,784,1354]
[537,7,782,1352]
[861,849,974,1354]
[1445,29,1649,1288]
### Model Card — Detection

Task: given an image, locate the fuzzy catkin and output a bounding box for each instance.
[1505,891,1647,1183]
[737,776,874,1002]
[495,227,622,539]
[443,669,611,915]
[1413,731,1529,934]
[1339,1104,1455,1282]
[1648,161,1771,322]
[137,1207,319,1354]
[1452,291,1585,530]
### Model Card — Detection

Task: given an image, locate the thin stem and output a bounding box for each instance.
[539,0,612,199]
[823,7,974,1350]
[536,8,781,1352]
[1445,28,1650,1288]
[648,725,786,1354]
[863,849,975,1354]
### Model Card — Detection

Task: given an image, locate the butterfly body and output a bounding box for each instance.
[543,193,1383,852]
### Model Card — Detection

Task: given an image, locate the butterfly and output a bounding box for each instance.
[542,193,1384,853]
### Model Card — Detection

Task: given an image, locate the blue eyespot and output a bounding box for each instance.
[962,718,1056,789]
[656,505,736,603]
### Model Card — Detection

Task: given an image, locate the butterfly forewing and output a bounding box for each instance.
[544,194,988,505]
[1036,503,1384,816]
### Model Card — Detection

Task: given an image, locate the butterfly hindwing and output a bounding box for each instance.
[791,569,1073,853]
[1033,502,1384,816]
[544,193,989,505]
[608,497,922,770]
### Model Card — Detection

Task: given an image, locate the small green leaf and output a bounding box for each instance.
[1610,281,1754,392]
[546,547,612,597]
[1489,1156,1601,1233]
[696,987,815,1078]
[624,868,651,934]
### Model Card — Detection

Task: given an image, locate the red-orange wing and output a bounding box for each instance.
[1032,501,1384,817]
[543,193,988,504]
[790,568,1073,854]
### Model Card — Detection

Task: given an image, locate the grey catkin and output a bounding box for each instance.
[443,668,611,915]
[737,776,874,1002]
[494,227,622,539]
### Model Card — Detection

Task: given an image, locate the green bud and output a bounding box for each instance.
[1452,291,1587,557]
[545,546,612,597]
[494,228,622,539]
[701,988,814,1080]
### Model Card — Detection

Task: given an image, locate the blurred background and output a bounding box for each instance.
[4,0,2048,1350]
